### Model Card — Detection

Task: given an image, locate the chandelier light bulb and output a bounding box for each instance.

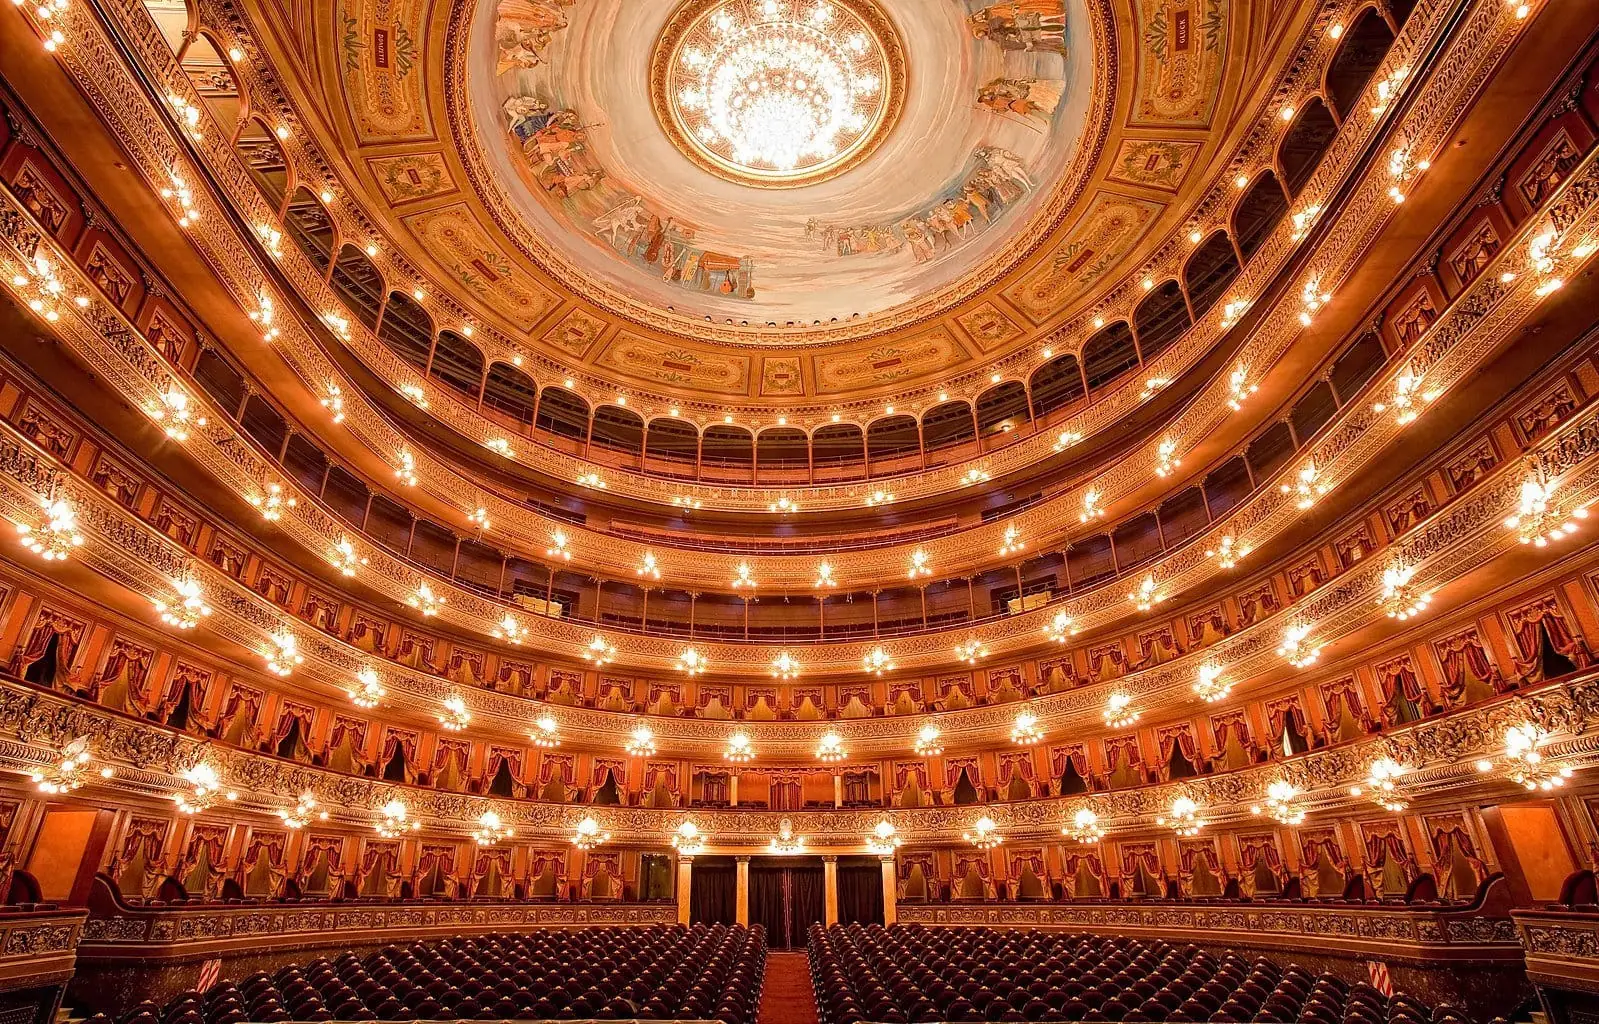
[531,714,561,748]
[769,817,805,853]
[1278,623,1323,668]
[265,631,303,677]
[31,737,112,795]
[677,647,706,675]
[348,666,385,709]
[963,815,1002,850]
[1158,796,1204,836]
[1104,692,1139,729]
[954,637,988,664]
[1062,807,1105,843]
[1193,663,1231,703]
[18,494,85,561]
[673,821,706,855]
[816,731,847,762]
[437,694,471,732]
[584,634,617,666]
[862,645,895,676]
[408,582,444,617]
[474,810,514,846]
[637,550,662,579]
[626,723,657,757]
[724,731,756,763]
[1044,609,1078,643]
[1351,757,1409,811]
[278,790,328,830]
[865,819,901,855]
[906,548,931,578]
[1010,710,1044,745]
[814,561,836,587]
[771,650,801,679]
[913,722,943,756]
[155,579,211,630]
[376,798,420,838]
[493,613,528,644]
[173,762,237,815]
[1251,780,1306,825]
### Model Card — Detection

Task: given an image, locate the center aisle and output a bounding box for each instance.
[757,952,822,1024]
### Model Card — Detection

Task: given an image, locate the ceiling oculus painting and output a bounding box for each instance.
[476,0,1093,322]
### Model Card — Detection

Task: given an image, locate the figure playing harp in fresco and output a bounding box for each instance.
[969,1,1068,54]
[976,78,1064,125]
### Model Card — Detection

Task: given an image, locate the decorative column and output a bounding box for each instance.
[880,855,898,926]
[823,855,840,927]
[676,855,693,925]
[833,772,844,808]
[735,855,750,925]
[729,772,740,807]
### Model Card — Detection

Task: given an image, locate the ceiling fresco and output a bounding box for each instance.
[303,0,1254,399]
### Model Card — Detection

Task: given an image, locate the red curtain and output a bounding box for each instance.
[158,668,209,716]
[1179,841,1217,872]
[1105,737,1140,769]
[15,614,83,673]
[1239,837,1282,871]
[945,757,979,788]
[1212,714,1250,750]
[303,836,342,874]
[1120,845,1160,877]
[382,730,418,763]
[998,753,1035,783]
[431,740,468,774]
[1063,851,1104,877]
[1377,661,1425,701]
[540,755,575,784]
[329,717,366,752]
[1364,830,1410,866]
[1300,833,1345,870]
[1513,604,1591,665]
[592,759,626,787]
[1266,699,1307,739]
[121,819,166,861]
[473,847,511,877]
[1429,823,1477,860]
[894,762,928,789]
[1008,850,1046,879]
[1051,745,1089,777]
[953,853,990,881]
[645,763,678,791]
[217,687,261,733]
[1438,636,1500,700]
[1158,727,1196,762]
[246,832,286,869]
[274,703,313,745]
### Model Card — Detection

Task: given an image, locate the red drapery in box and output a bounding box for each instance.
[328,717,366,752]
[898,851,937,884]
[1050,745,1089,777]
[1158,726,1197,763]
[430,739,469,776]
[12,611,84,675]
[1104,736,1141,770]
[415,844,456,880]
[1120,844,1161,878]
[1008,849,1046,879]
[1364,829,1410,867]
[894,762,929,789]
[1376,659,1426,702]
[953,852,990,880]
[644,762,679,792]
[584,851,621,879]
[1299,831,1345,870]
[272,702,314,746]
[1437,632,1502,699]
[487,746,523,781]
[1179,839,1218,873]
[529,850,566,879]
[540,753,575,784]
[1265,698,1307,739]
[1428,822,1478,861]
[183,826,226,874]
[382,730,418,764]
[96,641,153,703]
[1211,713,1250,750]
[1238,835,1282,871]
[245,831,286,870]
[997,752,1036,783]
[361,841,397,876]
[302,835,342,874]
[592,758,627,787]
[1320,679,1369,725]
[472,846,511,878]
[217,686,261,733]
[945,757,980,789]
[119,818,167,862]
[1509,599,1593,668]
[157,665,210,716]
[1063,850,1104,878]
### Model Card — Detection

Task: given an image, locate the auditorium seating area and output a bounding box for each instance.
[83,926,764,1024]
[806,924,1485,1024]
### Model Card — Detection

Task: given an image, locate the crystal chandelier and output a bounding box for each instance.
[330,536,366,575]
[1158,797,1204,837]
[954,637,988,664]
[575,471,606,490]
[31,737,111,794]
[1153,438,1181,478]
[474,810,514,846]
[17,494,84,561]
[437,694,471,732]
[906,548,931,578]
[1205,534,1249,569]
[768,495,800,514]
[677,647,706,675]
[1193,664,1231,703]
[1478,722,1575,791]
[673,821,706,855]
[172,763,236,815]
[572,816,611,850]
[1281,461,1329,509]
[730,561,758,589]
[1128,574,1163,611]
[662,0,895,184]
[771,651,801,679]
[1043,609,1078,643]
[376,798,420,838]
[865,819,901,855]
[248,482,296,522]
[1278,624,1323,668]
[1080,487,1104,522]
[145,387,205,441]
[1227,363,1257,410]
[769,817,805,853]
[1251,780,1306,826]
[813,561,836,587]
[531,714,561,748]
[1378,563,1432,620]
[1351,757,1409,812]
[724,731,757,763]
[583,634,617,666]
[277,790,327,830]
[637,550,662,579]
[1010,711,1044,746]
[815,731,847,762]
[13,252,75,321]
[546,530,572,561]
[862,646,895,676]
[155,579,211,630]
[864,488,895,507]
[1104,692,1139,729]
[1052,431,1083,452]
[1505,469,1587,546]
[626,723,657,757]
[408,582,444,617]
[348,666,385,709]
[1062,807,1105,843]
[912,722,943,756]
[962,467,993,485]
[493,614,527,644]
[997,524,1025,557]
[265,631,302,677]
[1373,366,1438,425]
[963,815,1002,850]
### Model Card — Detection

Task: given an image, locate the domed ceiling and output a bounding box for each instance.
[468,0,1097,325]
[302,0,1252,401]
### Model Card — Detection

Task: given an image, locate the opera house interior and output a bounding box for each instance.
[6,0,1599,1021]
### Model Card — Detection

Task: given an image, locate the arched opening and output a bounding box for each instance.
[282,188,335,279]
[329,244,385,331]
[952,767,980,805]
[1183,231,1242,321]
[921,401,976,457]
[534,386,591,442]
[866,415,921,468]
[1246,421,1296,481]
[1081,321,1138,391]
[1331,331,1388,398]
[590,404,646,458]
[1326,9,1397,122]
[240,394,287,455]
[430,329,484,399]
[482,362,537,426]
[183,34,244,144]
[1058,759,1088,795]
[1132,280,1191,361]
[1233,172,1289,262]
[234,115,290,216]
[1029,353,1085,417]
[1203,456,1253,518]
[1290,380,1339,443]
[1166,738,1197,779]
[645,417,700,471]
[194,348,246,415]
[974,381,1029,438]
[1279,98,1338,197]
[701,425,754,474]
[376,290,434,372]
[756,427,810,476]
[812,423,865,470]
[592,770,622,805]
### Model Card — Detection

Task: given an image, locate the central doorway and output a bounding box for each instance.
[751,857,824,949]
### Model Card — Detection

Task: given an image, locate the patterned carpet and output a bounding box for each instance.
[758,952,821,1024]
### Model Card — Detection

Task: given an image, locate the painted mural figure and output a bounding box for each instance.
[969,1,1068,54]
[494,0,576,73]
[976,77,1064,121]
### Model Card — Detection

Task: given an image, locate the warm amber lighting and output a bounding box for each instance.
[963,816,1002,849]
[474,810,514,846]
[172,763,237,815]
[862,646,895,676]
[530,714,561,748]
[724,731,756,763]
[348,666,385,709]
[1062,807,1105,843]
[437,694,471,732]
[375,798,421,838]
[1158,796,1204,836]
[155,579,211,630]
[1192,664,1231,703]
[1103,692,1138,729]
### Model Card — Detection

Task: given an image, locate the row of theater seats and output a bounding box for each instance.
[86,925,765,1024]
[806,924,1495,1024]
